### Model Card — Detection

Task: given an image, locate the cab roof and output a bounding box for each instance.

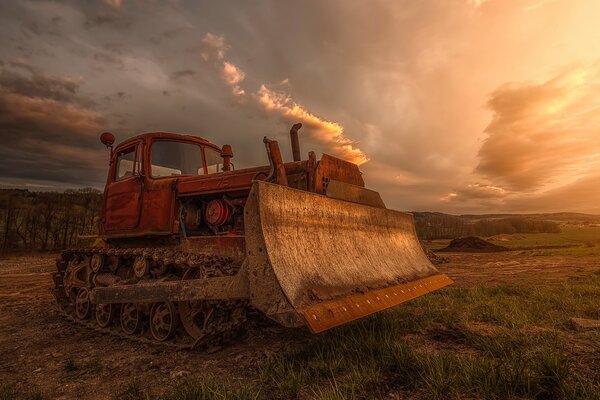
[115,132,221,152]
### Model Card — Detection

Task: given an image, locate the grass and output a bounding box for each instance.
[426,225,600,256]
[117,273,600,400]
[117,377,257,400]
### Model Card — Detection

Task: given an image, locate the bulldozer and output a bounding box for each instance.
[52,123,452,347]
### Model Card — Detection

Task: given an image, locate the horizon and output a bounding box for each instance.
[1,1,599,214]
[2,186,599,218]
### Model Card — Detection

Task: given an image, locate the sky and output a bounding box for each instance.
[0,0,599,214]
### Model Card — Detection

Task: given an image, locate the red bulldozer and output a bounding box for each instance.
[52,123,452,347]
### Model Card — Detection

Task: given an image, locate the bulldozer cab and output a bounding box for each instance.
[101,133,224,235]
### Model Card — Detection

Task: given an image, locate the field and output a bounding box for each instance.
[426,225,600,256]
[1,247,599,399]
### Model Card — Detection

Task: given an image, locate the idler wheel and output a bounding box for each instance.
[120,303,142,335]
[95,303,115,328]
[75,288,92,320]
[149,302,178,341]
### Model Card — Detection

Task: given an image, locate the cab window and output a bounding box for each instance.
[151,141,204,178]
[115,146,139,180]
[205,147,223,174]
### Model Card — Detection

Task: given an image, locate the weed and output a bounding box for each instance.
[118,380,147,400]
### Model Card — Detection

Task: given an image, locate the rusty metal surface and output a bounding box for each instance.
[178,236,246,261]
[245,181,447,324]
[300,274,453,333]
[314,153,365,194]
[90,274,248,304]
[325,179,386,208]
[263,138,289,186]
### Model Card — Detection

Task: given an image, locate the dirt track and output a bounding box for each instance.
[0,252,598,399]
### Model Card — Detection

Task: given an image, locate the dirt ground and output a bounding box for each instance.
[0,252,598,399]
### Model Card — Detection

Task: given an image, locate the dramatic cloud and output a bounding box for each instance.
[200,33,245,98]
[0,61,94,107]
[442,183,507,202]
[256,84,368,165]
[0,61,107,186]
[200,32,368,165]
[220,62,245,97]
[1,1,599,213]
[200,33,227,62]
[476,64,600,191]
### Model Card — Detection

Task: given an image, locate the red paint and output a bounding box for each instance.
[100,131,364,243]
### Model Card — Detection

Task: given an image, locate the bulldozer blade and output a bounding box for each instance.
[244,181,453,333]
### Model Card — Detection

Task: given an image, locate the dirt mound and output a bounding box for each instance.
[439,236,509,252]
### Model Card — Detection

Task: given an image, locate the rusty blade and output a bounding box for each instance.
[300,274,453,333]
[244,181,453,331]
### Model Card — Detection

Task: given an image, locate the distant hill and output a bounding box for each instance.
[457,212,600,223]
[411,212,600,240]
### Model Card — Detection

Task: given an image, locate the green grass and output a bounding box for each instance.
[426,226,600,256]
[119,273,600,400]
[495,226,600,249]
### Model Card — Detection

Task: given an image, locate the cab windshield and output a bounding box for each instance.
[151,141,204,178]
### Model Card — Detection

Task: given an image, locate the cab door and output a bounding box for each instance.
[103,143,143,231]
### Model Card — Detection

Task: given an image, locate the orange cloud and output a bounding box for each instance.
[220,62,245,97]
[200,32,368,165]
[476,63,600,191]
[440,183,507,204]
[102,0,123,9]
[0,91,102,135]
[201,33,227,62]
[256,84,368,165]
[200,33,246,98]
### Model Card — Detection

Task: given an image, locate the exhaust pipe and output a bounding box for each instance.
[290,123,302,162]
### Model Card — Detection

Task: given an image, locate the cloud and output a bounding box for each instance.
[0,62,92,106]
[199,33,246,98]
[102,0,123,10]
[505,173,600,213]
[219,62,245,97]
[170,69,197,81]
[84,14,131,30]
[0,62,107,187]
[255,85,368,165]
[476,63,600,191]
[466,0,490,7]
[199,32,368,165]
[200,33,227,62]
[441,183,507,203]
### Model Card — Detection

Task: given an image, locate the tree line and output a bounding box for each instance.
[413,212,561,240]
[0,188,102,252]
[0,189,565,252]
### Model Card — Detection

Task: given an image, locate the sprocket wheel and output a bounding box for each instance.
[150,302,178,341]
[75,288,92,320]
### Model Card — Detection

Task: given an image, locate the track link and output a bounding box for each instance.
[52,247,247,351]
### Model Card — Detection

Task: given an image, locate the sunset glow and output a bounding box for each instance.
[0,0,599,213]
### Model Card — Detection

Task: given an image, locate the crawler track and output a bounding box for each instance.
[52,247,247,350]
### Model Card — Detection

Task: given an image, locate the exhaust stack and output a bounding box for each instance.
[290,123,302,162]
